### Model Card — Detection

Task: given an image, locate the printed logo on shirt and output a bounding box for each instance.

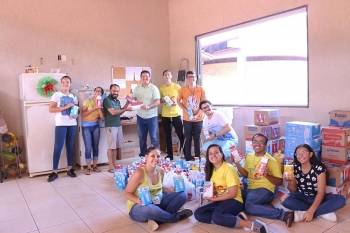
[60,96,75,116]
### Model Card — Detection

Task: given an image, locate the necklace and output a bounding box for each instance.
[253,154,262,170]
[187,85,196,96]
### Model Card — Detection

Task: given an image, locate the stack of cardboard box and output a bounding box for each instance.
[322,110,350,198]
[325,163,350,199]
[244,109,281,155]
[284,121,322,159]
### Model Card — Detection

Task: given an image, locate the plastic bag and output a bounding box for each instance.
[163,171,175,189]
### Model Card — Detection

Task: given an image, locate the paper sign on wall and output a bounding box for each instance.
[113,79,126,88]
[125,67,135,81]
[134,67,142,81]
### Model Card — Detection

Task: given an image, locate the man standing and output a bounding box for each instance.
[177,71,206,161]
[103,84,133,172]
[133,70,160,157]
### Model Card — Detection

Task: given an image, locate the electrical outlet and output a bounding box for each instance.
[61,55,66,61]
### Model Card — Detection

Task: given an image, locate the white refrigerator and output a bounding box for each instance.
[19,73,70,177]
[72,89,109,167]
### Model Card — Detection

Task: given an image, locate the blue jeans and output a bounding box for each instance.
[129,192,187,223]
[194,199,243,228]
[281,192,346,217]
[183,120,203,160]
[242,188,285,221]
[53,125,77,171]
[82,125,100,163]
[137,115,159,157]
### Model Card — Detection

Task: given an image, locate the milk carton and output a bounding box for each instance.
[138,186,152,206]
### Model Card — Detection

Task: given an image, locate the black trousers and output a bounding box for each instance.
[162,116,185,157]
[183,120,203,160]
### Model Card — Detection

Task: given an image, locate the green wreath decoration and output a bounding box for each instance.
[36,76,58,97]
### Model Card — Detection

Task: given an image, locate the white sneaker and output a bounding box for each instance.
[294,211,306,222]
[252,219,268,233]
[318,212,337,222]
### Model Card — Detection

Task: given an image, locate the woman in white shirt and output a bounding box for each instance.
[48,75,78,182]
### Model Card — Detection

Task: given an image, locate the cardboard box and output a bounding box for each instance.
[285,121,321,139]
[326,184,345,195]
[285,136,321,152]
[254,109,279,126]
[326,181,350,199]
[271,124,281,140]
[329,110,350,127]
[321,145,350,164]
[344,182,350,199]
[120,141,135,159]
[267,139,279,155]
[279,136,286,153]
[322,127,350,147]
[245,140,254,155]
[244,124,272,140]
[326,164,350,187]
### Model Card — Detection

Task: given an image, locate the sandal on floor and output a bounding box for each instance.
[85,168,91,175]
[284,211,294,228]
[108,169,114,173]
[93,167,101,173]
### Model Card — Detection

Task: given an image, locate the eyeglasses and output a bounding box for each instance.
[201,105,211,110]
[295,150,309,156]
[95,90,102,93]
[252,140,265,145]
[187,76,196,79]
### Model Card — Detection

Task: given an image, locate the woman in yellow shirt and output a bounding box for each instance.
[81,87,104,175]
[194,144,268,233]
[125,146,193,231]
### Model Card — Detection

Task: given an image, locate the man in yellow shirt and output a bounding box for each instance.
[234,133,294,228]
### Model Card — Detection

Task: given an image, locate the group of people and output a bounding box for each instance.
[46,74,347,232]
[47,70,238,180]
[125,134,346,232]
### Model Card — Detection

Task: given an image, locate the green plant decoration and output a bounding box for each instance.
[36,76,58,97]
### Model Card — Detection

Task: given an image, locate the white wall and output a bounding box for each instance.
[0,0,170,157]
[168,0,350,152]
[2,0,350,157]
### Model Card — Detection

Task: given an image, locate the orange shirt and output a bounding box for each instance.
[178,85,206,121]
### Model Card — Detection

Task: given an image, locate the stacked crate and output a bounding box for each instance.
[244,109,281,155]
[284,121,322,159]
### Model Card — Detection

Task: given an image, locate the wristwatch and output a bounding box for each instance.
[214,133,217,138]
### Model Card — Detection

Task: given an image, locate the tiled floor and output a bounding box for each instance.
[1,155,350,233]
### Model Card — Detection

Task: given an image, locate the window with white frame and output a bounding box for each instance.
[196,6,308,107]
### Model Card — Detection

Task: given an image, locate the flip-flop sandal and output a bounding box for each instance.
[93,167,101,173]
[108,169,114,173]
[284,211,294,228]
[86,168,91,175]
